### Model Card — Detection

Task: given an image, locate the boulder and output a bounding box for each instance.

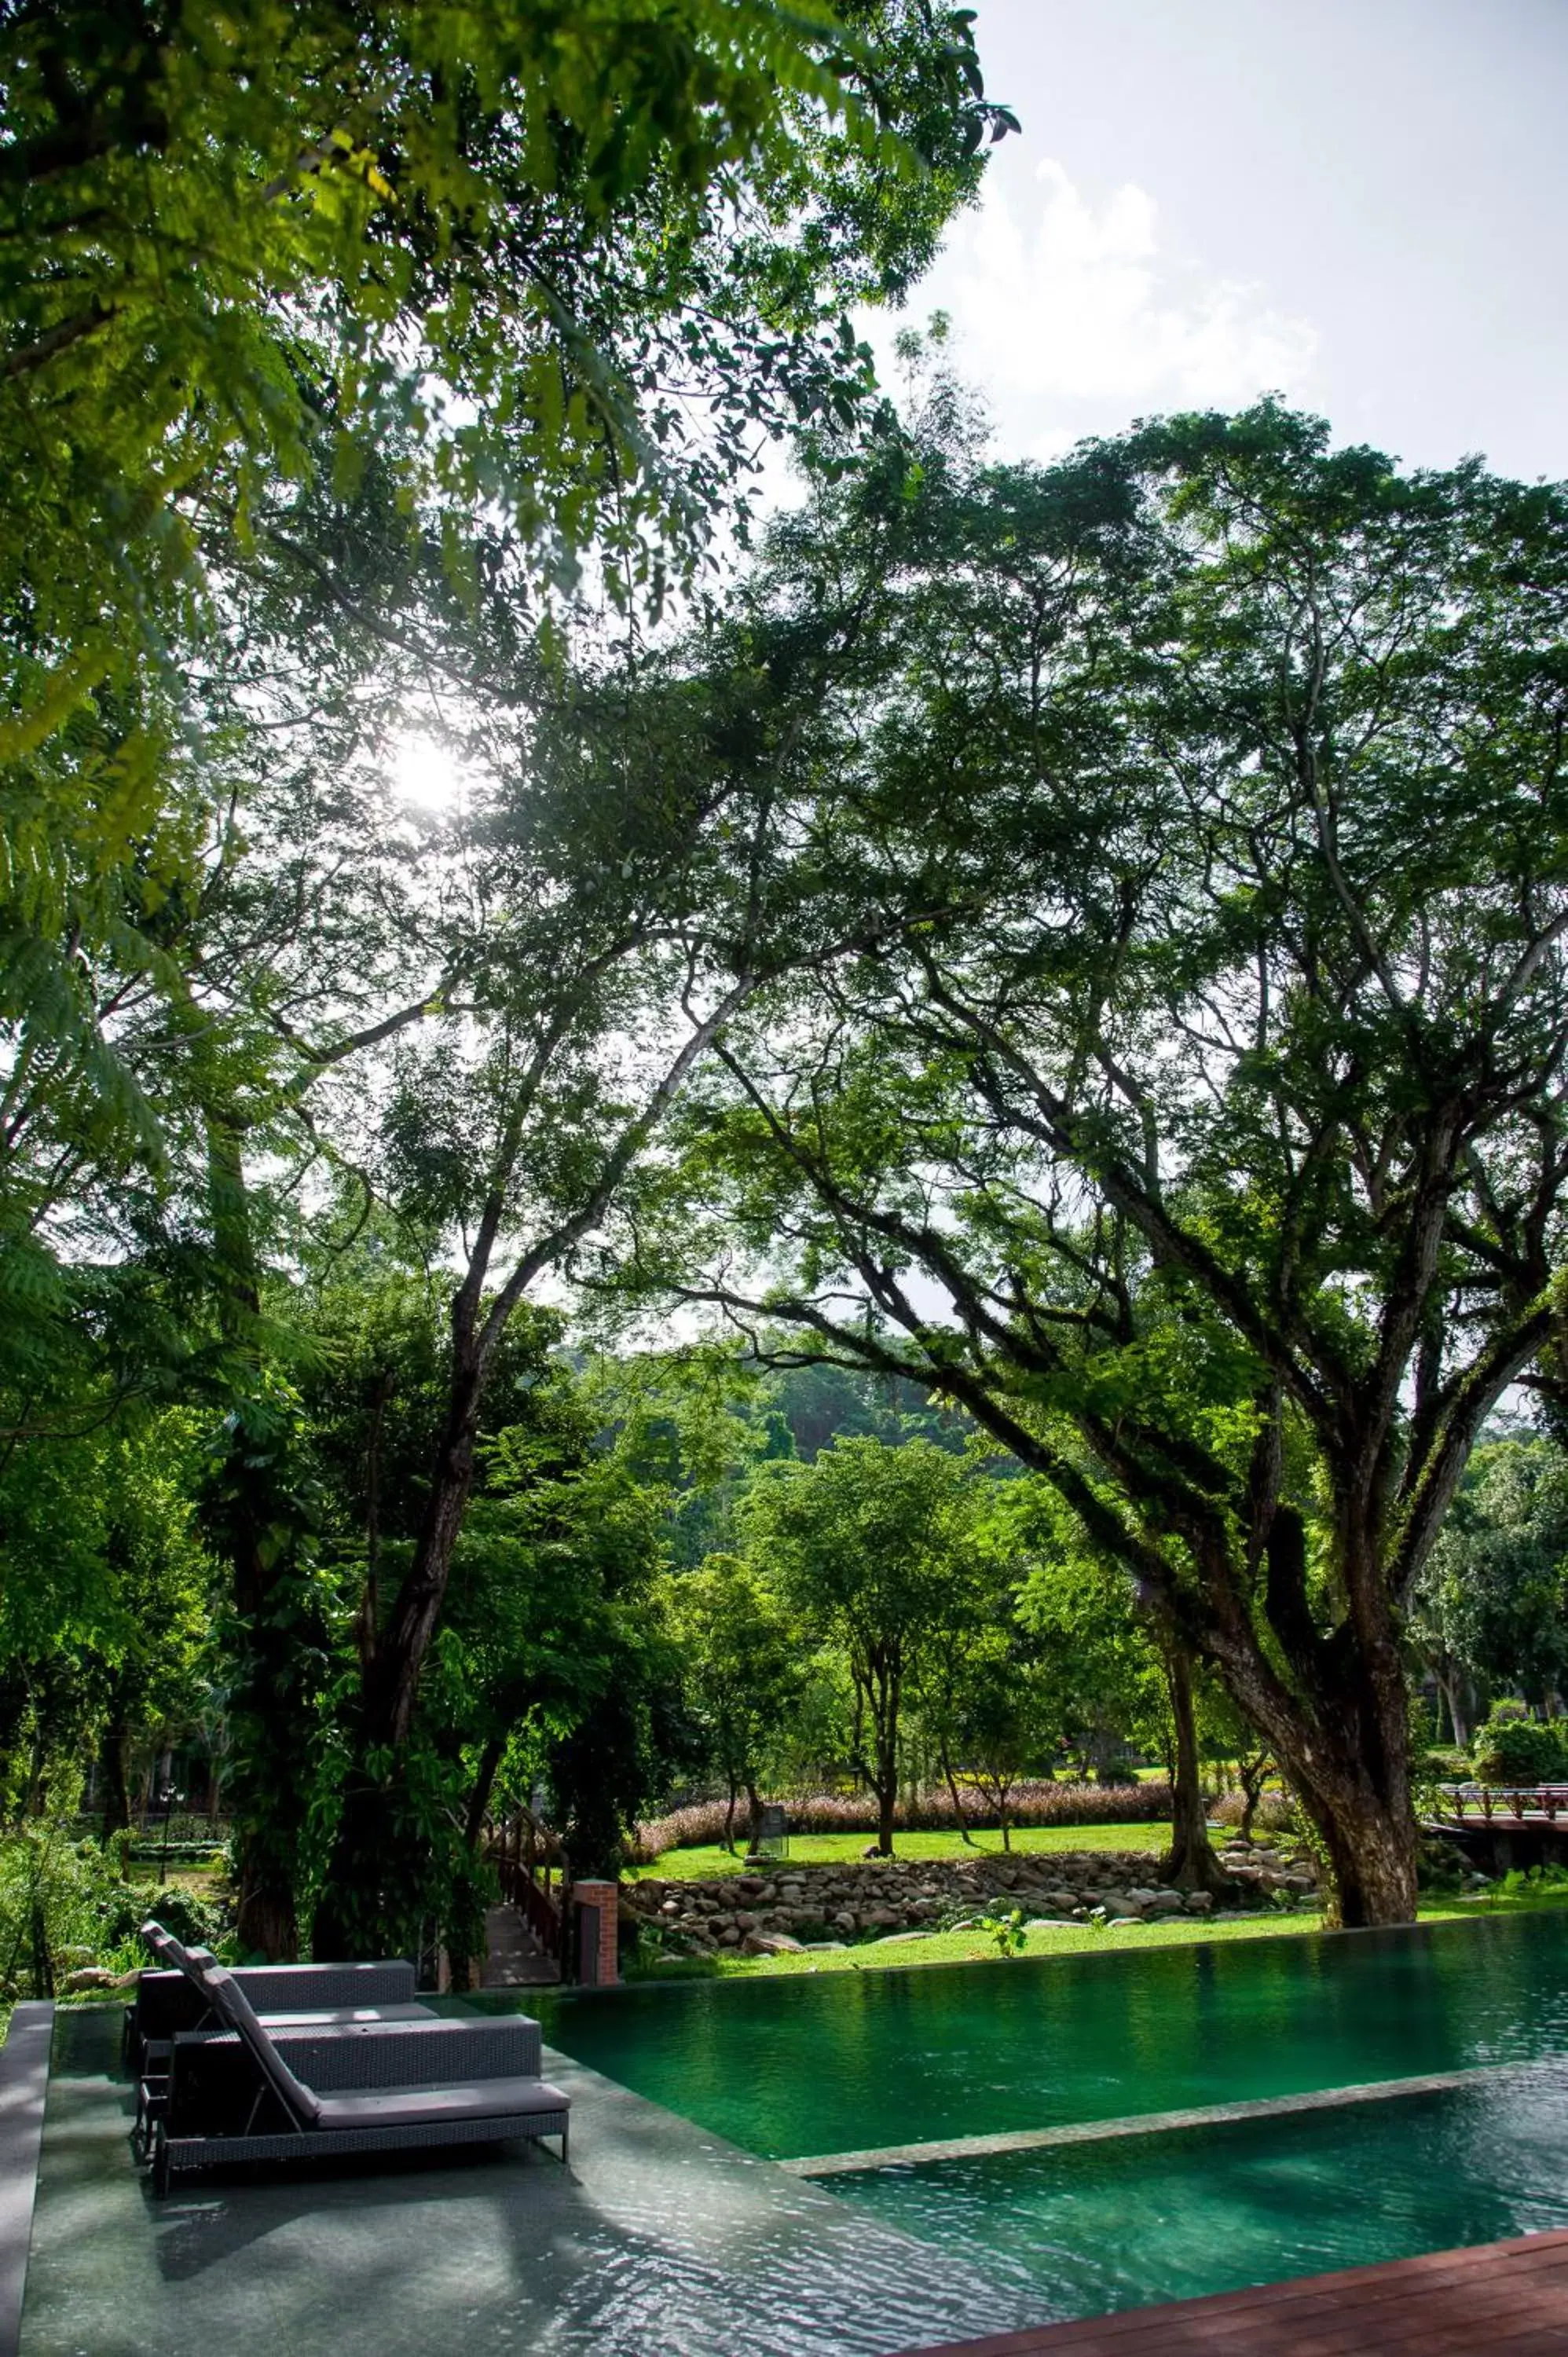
[1182,1890,1216,1914]
[63,1966,119,1992]
[742,1931,804,1956]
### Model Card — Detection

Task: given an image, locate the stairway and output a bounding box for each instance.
[480,1902,560,1988]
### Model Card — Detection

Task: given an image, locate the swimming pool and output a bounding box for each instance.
[531,1912,1568,2325]
[830,2067,1568,2318]
[534,1910,1568,2161]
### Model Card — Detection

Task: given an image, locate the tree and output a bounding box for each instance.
[741,1433,980,1852]
[1409,1436,1568,1742]
[2,0,1008,1205]
[661,398,1568,1925]
[662,1553,803,1848]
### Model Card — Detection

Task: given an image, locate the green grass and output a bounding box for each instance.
[634,1822,1171,1881]
[656,1886,1568,1981]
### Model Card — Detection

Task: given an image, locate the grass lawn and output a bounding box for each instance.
[632,1886,1568,1983]
[635,1821,1172,1881]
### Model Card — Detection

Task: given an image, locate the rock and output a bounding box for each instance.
[863,1905,901,1930]
[1024,1917,1078,1931]
[742,1931,804,1956]
[1106,1916,1145,1930]
[833,1911,858,1934]
[866,1930,928,1945]
[1183,1890,1216,1914]
[804,1941,848,1952]
[63,1966,119,1992]
[660,1899,681,1916]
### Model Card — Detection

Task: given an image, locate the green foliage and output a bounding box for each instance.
[742,1433,987,1843]
[661,1553,804,1842]
[982,1906,1027,1956]
[1,0,1005,1233]
[657,387,1568,1924]
[1471,1711,1568,1786]
[1410,1439,1568,1728]
[0,1831,225,1998]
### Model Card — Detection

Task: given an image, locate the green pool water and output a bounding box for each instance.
[830,2071,1568,2320]
[533,1911,1568,2161]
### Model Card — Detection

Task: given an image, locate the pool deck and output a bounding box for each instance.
[900,2230,1568,2355]
[18,2004,1030,2357]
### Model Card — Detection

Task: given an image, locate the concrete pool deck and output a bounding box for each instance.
[16,2005,1031,2357]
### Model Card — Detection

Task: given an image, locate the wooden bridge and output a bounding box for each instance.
[481,1809,566,1988]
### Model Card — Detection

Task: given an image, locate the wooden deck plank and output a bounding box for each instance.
[896,2230,1568,2357]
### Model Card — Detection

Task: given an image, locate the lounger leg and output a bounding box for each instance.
[152,2128,171,2199]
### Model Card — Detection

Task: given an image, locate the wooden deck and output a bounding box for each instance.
[899,2229,1568,2355]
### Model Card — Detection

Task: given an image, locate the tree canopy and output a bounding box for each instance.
[652,394,1568,1923]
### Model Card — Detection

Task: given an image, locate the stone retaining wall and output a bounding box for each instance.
[628,1840,1317,1956]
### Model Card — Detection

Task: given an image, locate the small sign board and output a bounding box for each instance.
[750,1803,789,1858]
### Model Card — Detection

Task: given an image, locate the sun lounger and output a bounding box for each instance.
[127,1923,426,2072]
[149,1966,569,2193]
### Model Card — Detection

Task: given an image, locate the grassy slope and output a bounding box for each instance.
[634,1822,1171,1882]
[691,1890,1568,1980]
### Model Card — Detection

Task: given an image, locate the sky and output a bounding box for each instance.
[868,0,1568,482]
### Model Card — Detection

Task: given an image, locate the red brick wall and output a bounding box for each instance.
[571,1879,620,1985]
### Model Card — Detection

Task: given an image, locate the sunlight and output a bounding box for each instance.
[391,731,467,812]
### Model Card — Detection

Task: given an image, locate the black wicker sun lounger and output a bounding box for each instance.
[148,1962,570,2194]
[128,1920,434,2070]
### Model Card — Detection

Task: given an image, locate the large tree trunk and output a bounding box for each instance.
[1160,1645,1229,1894]
[464,1734,505,1852]
[1297,1779,1420,1925]
[875,1774,896,1857]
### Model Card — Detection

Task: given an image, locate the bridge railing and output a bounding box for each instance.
[1431,1783,1568,1825]
[486,1809,568,1956]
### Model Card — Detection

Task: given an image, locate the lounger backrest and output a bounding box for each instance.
[199,1967,323,2127]
[141,1921,220,1983]
[141,1919,194,1974]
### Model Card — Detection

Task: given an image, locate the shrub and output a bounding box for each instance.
[0,1831,228,1998]
[629,1779,1173,1860]
[1208,1788,1298,1835]
[1471,1714,1566,1785]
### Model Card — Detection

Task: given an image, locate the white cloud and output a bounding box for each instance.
[885,158,1318,450]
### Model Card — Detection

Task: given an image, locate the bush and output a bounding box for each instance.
[1208,1788,1298,1835]
[0,1831,228,1998]
[629,1779,1173,1860]
[1471,1714,1567,1785]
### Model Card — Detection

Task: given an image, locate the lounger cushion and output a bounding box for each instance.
[313,2077,570,2132]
